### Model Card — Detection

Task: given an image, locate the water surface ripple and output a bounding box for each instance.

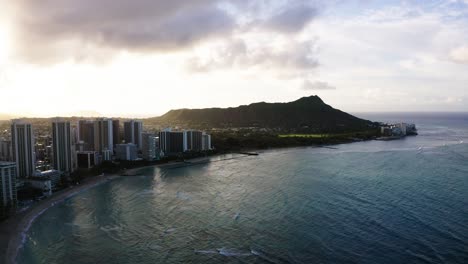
[18,114,468,264]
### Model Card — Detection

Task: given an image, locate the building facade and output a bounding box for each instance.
[94,118,114,153]
[185,130,203,152]
[35,169,61,191]
[0,162,17,218]
[52,120,73,173]
[77,151,100,169]
[124,120,143,150]
[142,133,159,161]
[159,130,171,156]
[0,140,12,161]
[202,133,212,150]
[112,119,120,146]
[11,121,35,178]
[77,120,95,151]
[115,144,138,161]
[169,131,187,154]
[159,130,187,155]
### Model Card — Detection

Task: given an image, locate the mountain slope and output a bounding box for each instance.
[149,96,373,132]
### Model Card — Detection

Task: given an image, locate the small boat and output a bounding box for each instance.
[239,152,259,156]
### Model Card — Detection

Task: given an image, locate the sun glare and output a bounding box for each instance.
[0,26,11,63]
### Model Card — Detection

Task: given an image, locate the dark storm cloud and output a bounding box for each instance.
[10,0,233,63]
[9,0,320,64]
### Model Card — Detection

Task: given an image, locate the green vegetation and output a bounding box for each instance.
[278,130,378,139]
[279,134,328,138]
[212,129,379,152]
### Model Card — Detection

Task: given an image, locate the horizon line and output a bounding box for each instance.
[1,111,468,121]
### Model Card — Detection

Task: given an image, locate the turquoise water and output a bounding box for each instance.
[18,114,468,263]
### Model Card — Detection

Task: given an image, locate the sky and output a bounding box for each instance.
[0,0,467,118]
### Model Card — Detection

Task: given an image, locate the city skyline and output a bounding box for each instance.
[1,1,468,118]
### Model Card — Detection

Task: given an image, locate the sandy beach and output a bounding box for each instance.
[0,174,121,264]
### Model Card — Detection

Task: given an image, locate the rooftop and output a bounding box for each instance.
[0,161,15,167]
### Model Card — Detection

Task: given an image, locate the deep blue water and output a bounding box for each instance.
[18,113,468,264]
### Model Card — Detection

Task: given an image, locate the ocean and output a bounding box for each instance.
[17,113,468,264]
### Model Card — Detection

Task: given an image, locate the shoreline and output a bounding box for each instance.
[0,174,120,264]
[0,157,223,264]
[0,142,374,264]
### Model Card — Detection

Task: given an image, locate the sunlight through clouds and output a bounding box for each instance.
[0,0,467,117]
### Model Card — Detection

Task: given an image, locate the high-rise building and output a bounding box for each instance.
[185,130,203,151]
[142,133,159,161]
[77,120,95,151]
[11,120,35,178]
[70,126,78,170]
[124,120,143,150]
[94,118,114,153]
[115,144,138,161]
[159,129,188,155]
[112,119,120,146]
[0,140,12,161]
[159,130,171,156]
[0,161,17,218]
[52,120,73,173]
[169,131,186,154]
[202,133,212,150]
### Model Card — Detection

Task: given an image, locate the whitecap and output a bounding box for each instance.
[217,247,252,257]
[176,191,191,201]
[250,248,280,263]
[233,212,240,220]
[139,189,158,196]
[194,249,218,254]
[163,228,176,235]
[100,225,122,232]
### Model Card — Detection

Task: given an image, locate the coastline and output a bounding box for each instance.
[0,158,216,264]
[0,174,120,264]
[0,142,376,264]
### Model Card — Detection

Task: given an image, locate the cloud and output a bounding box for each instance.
[301,80,336,90]
[7,0,321,64]
[186,38,319,75]
[8,0,234,63]
[449,45,468,64]
[263,3,318,33]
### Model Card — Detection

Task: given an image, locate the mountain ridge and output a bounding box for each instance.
[148,95,374,132]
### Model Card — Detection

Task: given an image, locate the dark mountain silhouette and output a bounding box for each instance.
[148,95,373,132]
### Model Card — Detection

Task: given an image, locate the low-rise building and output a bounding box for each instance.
[379,123,417,137]
[25,178,52,196]
[35,170,62,190]
[380,127,393,137]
